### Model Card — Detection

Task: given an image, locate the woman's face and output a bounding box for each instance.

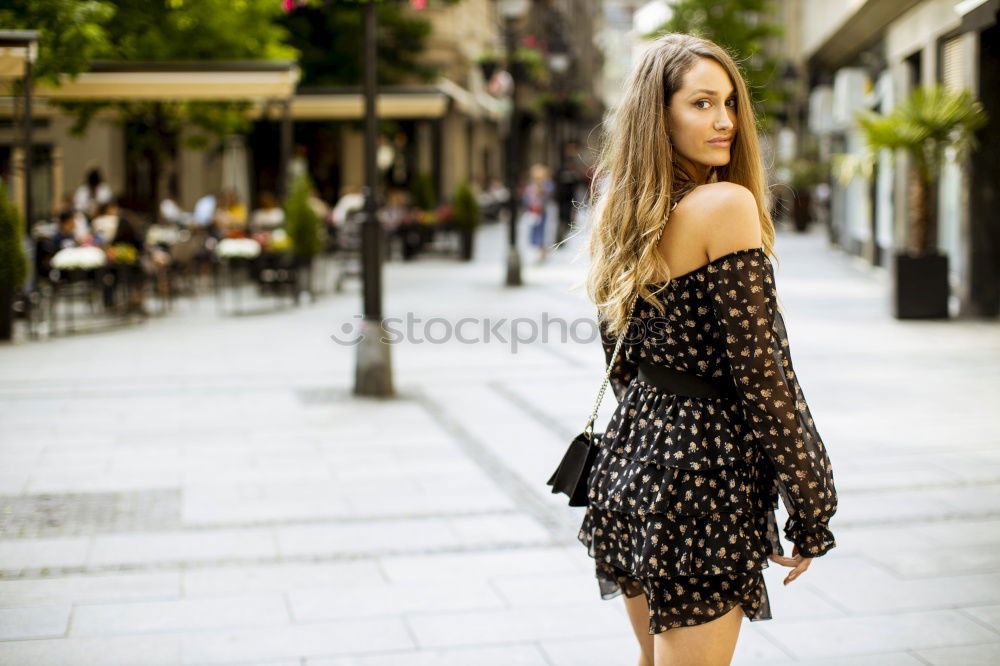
[667,57,738,177]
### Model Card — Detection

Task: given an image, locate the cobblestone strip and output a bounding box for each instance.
[411,388,572,538]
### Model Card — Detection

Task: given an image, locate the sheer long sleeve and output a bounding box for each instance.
[709,249,838,558]
[598,316,637,402]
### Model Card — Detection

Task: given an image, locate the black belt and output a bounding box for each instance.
[636,362,733,400]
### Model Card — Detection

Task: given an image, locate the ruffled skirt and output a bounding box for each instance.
[576,383,782,634]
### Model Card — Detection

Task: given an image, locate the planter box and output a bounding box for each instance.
[893,251,949,319]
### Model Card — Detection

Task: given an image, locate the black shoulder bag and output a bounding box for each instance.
[544,330,626,506]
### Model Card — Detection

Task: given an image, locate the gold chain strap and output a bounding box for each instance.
[584,185,695,437]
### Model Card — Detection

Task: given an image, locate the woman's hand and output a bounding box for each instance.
[768,545,812,585]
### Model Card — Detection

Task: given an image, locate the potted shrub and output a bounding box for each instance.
[452,181,480,261]
[836,85,987,319]
[0,184,28,341]
[405,172,437,259]
[283,172,323,302]
[783,156,829,232]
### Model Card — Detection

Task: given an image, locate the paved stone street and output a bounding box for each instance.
[1,217,999,665]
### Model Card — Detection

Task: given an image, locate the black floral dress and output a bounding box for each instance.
[577,247,838,635]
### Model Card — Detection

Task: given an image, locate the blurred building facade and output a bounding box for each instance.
[0,1,514,223]
[788,0,999,317]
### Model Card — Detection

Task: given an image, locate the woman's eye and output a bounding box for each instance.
[695,99,735,109]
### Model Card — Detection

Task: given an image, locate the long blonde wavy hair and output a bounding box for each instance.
[581,33,777,338]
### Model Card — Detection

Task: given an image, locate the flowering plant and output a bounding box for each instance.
[251,229,292,253]
[106,243,138,265]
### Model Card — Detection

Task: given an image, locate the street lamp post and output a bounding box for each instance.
[354,0,394,396]
[547,49,570,168]
[0,31,38,233]
[498,0,530,287]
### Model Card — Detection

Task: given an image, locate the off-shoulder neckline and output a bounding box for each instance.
[646,246,765,286]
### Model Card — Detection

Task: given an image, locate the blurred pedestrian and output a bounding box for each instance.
[555,142,585,246]
[522,164,554,263]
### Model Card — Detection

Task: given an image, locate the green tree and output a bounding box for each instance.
[649,0,784,130]
[8,0,298,215]
[0,0,115,89]
[278,0,461,87]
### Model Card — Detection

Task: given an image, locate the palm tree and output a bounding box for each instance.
[839,85,987,256]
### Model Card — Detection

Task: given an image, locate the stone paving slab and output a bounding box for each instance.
[0,570,180,607]
[0,603,71,641]
[70,594,290,637]
[757,608,999,659]
[311,643,550,665]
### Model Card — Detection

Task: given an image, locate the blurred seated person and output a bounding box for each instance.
[105,206,147,315]
[52,210,80,250]
[379,188,410,235]
[193,192,217,230]
[331,186,364,227]
[215,188,248,237]
[57,192,91,243]
[90,201,120,246]
[250,191,284,232]
[308,187,330,227]
[35,209,83,277]
[159,196,193,226]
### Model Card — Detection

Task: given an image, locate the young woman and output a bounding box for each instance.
[575,33,839,666]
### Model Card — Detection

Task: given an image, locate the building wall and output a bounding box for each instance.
[177,137,214,211]
[598,0,646,113]
[406,0,497,86]
[48,114,125,206]
[886,0,962,70]
[0,105,125,220]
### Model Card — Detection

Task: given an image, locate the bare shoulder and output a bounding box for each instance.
[673,182,762,259]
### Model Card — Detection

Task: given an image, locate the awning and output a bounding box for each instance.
[282,79,503,121]
[958,0,999,31]
[287,90,450,120]
[33,61,300,100]
[24,63,499,122]
[807,0,922,70]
